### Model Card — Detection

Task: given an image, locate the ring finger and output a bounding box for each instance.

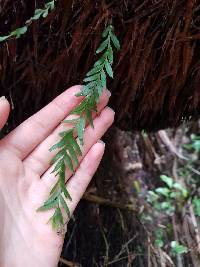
[23,90,111,176]
[41,106,114,189]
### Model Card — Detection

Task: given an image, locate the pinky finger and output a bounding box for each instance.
[66,141,105,214]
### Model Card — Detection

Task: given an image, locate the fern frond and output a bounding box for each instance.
[0,0,55,42]
[37,25,120,232]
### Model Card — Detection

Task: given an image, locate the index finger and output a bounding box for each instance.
[1,85,83,159]
[0,96,10,130]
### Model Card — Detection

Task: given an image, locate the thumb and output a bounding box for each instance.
[0,96,10,130]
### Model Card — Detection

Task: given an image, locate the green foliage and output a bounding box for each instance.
[170,241,188,255]
[147,175,188,216]
[154,229,164,248]
[37,25,120,231]
[192,197,200,217]
[160,175,173,188]
[141,132,199,262]
[184,134,200,153]
[0,0,55,43]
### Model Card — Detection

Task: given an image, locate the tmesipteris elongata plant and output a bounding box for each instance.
[0,1,55,42]
[37,25,120,231]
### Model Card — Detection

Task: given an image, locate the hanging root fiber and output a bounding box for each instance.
[0,0,200,131]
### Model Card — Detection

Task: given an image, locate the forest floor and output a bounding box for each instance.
[59,121,200,267]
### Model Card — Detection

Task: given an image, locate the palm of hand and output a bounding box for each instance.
[0,86,114,267]
[0,148,62,267]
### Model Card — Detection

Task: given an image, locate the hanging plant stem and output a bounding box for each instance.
[37,24,120,232]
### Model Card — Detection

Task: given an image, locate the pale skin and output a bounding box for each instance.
[0,85,114,267]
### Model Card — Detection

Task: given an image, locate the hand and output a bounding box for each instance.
[0,85,114,267]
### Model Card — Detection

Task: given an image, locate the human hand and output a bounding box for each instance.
[0,85,114,267]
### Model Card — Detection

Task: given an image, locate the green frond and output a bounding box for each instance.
[0,0,55,42]
[50,207,64,232]
[76,116,85,145]
[59,195,70,218]
[37,24,120,231]
[64,153,75,174]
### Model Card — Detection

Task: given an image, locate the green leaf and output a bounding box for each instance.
[46,1,55,11]
[37,190,60,212]
[44,190,60,205]
[94,54,106,67]
[160,201,172,210]
[100,70,106,88]
[86,110,94,127]
[67,142,79,166]
[32,9,44,20]
[51,159,65,173]
[49,136,67,151]
[37,200,58,211]
[96,84,104,98]
[105,60,113,78]
[83,74,99,83]
[76,85,91,97]
[68,133,82,156]
[50,149,65,164]
[107,46,113,64]
[63,118,80,124]
[0,35,10,42]
[155,230,164,248]
[155,239,164,248]
[193,197,200,217]
[59,171,72,200]
[71,99,87,114]
[42,9,49,18]
[171,241,188,255]
[147,191,159,202]
[170,191,181,199]
[50,180,59,195]
[173,183,188,198]
[58,129,73,137]
[155,187,170,197]
[50,207,64,231]
[64,153,74,173]
[96,39,108,54]
[87,93,97,110]
[11,26,28,38]
[76,116,85,145]
[86,65,102,77]
[160,175,173,188]
[193,140,200,152]
[59,195,70,218]
[92,87,100,103]
[110,33,120,50]
[102,26,110,38]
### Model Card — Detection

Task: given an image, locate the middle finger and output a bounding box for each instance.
[23,90,110,175]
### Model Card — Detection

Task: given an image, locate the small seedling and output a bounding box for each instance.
[147,175,188,216]
[170,241,188,255]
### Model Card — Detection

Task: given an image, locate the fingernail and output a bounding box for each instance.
[107,106,115,114]
[98,140,105,146]
[0,96,6,101]
[105,89,111,98]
